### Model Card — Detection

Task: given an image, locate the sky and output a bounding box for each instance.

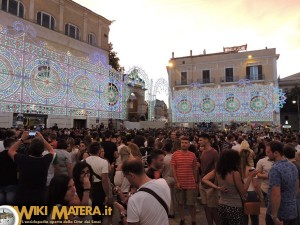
[74,0,300,101]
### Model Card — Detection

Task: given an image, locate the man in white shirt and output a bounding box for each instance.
[42,151,57,186]
[121,159,171,225]
[232,137,243,153]
[85,142,111,223]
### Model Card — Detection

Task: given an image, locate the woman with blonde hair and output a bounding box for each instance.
[114,146,134,193]
[128,143,142,160]
[240,149,262,225]
[240,140,256,167]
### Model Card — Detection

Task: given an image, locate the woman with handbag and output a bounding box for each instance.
[240,149,263,225]
[202,150,257,225]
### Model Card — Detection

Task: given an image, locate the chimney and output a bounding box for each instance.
[172,52,174,58]
[190,50,192,56]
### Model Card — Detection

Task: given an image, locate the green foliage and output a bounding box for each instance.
[281,85,300,113]
[109,42,121,72]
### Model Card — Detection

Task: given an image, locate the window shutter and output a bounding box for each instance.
[37,12,41,25]
[246,66,250,79]
[258,65,262,80]
[19,3,24,18]
[65,24,68,35]
[51,17,55,30]
[2,0,7,11]
[76,27,80,40]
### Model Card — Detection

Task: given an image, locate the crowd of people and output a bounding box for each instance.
[0,126,299,225]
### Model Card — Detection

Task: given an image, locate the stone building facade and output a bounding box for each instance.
[0,0,117,129]
[167,47,281,126]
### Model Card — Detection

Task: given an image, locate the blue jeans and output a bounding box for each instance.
[0,185,17,205]
[266,214,298,225]
[243,191,259,225]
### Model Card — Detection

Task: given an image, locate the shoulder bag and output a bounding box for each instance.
[232,172,260,215]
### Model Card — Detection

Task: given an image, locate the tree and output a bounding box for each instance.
[108,42,121,72]
[281,85,300,113]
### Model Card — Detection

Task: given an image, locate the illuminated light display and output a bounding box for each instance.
[273,88,287,112]
[0,21,125,119]
[189,82,202,89]
[172,83,286,122]
[1,21,285,123]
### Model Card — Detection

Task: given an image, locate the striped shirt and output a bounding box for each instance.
[171,150,197,189]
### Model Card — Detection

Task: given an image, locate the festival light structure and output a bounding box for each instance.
[172,79,286,123]
[0,21,125,120]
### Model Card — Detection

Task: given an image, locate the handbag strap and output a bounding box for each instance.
[232,172,244,205]
[138,187,169,215]
[83,159,102,182]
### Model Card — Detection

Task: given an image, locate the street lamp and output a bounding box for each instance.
[292,94,300,131]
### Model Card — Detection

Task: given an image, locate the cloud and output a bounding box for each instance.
[74,0,300,79]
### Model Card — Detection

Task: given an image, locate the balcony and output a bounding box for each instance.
[175,79,193,86]
[220,77,239,83]
[196,78,215,85]
[246,74,265,81]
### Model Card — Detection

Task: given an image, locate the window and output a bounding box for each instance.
[65,24,80,40]
[181,72,187,85]
[202,70,210,83]
[38,60,50,78]
[1,0,24,18]
[88,33,96,46]
[37,12,55,30]
[225,68,234,82]
[246,65,262,80]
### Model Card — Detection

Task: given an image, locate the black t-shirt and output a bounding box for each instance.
[140,146,153,157]
[101,141,118,164]
[146,167,162,179]
[14,153,53,189]
[0,150,18,186]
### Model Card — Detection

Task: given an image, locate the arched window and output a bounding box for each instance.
[37,12,55,30]
[88,33,96,46]
[65,23,80,40]
[1,0,24,18]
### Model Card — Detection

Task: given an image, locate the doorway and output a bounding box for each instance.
[13,113,48,129]
[73,119,86,129]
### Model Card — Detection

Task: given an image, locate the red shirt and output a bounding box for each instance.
[171,150,197,189]
[200,148,219,188]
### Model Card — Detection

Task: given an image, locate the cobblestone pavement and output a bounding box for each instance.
[105,203,267,225]
[169,205,267,225]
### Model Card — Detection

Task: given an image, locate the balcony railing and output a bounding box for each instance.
[196,78,215,84]
[220,77,239,83]
[246,74,265,81]
[175,79,193,86]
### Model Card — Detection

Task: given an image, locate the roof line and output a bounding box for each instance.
[68,0,112,25]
